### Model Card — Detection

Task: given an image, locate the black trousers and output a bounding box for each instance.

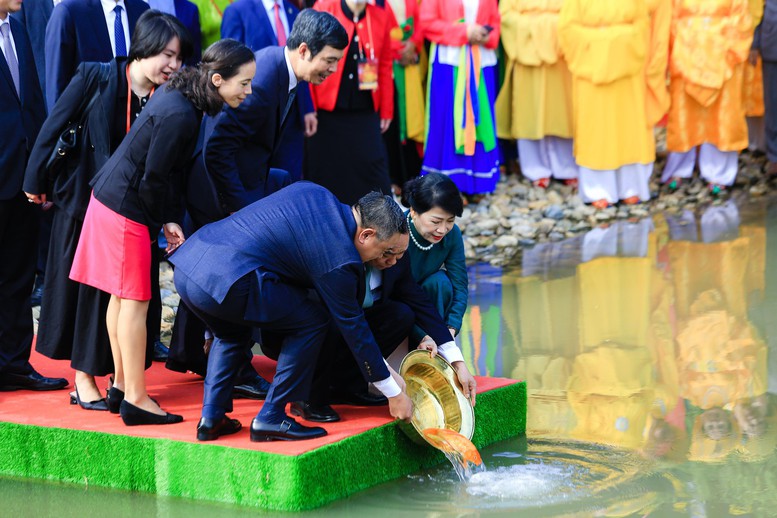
[0,193,39,375]
[303,299,415,404]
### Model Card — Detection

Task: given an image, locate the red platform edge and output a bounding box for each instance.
[0,349,516,456]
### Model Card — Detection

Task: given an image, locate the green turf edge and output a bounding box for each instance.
[0,381,526,511]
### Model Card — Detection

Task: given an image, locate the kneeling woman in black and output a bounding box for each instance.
[70,39,256,425]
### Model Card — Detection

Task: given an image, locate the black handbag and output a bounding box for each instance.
[44,63,111,182]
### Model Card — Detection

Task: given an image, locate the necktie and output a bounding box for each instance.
[0,23,19,96]
[281,85,297,127]
[362,265,374,309]
[274,1,287,47]
[114,5,127,57]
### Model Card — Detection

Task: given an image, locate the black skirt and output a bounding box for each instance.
[35,207,158,375]
[306,110,392,206]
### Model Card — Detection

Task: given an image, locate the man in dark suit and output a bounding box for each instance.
[45,0,149,110]
[221,0,317,182]
[167,9,348,397]
[148,0,202,64]
[172,184,414,442]
[0,0,67,392]
[289,251,478,422]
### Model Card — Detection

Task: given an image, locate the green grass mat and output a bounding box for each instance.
[0,381,525,511]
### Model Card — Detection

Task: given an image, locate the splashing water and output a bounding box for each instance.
[422,428,486,481]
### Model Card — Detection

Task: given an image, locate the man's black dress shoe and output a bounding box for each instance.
[330,389,388,407]
[106,386,124,414]
[120,400,183,426]
[233,375,271,400]
[0,371,68,392]
[152,341,170,362]
[250,417,326,441]
[290,401,341,423]
[70,388,109,411]
[197,416,242,441]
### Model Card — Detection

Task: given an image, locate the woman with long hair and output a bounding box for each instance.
[69,38,256,425]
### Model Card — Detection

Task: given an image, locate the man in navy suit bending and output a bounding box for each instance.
[287,251,478,423]
[172,183,414,442]
[0,0,67,391]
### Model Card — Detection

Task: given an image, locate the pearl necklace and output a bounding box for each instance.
[407,213,435,251]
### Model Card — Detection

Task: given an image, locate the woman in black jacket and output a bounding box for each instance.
[69,38,256,426]
[23,10,193,412]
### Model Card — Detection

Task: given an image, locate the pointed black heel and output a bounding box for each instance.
[70,387,109,411]
[119,400,183,426]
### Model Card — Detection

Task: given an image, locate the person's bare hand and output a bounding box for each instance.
[466,24,489,45]
[749,49,760,66]
[417,335,438,357]
[163,222,185,253]
[380,118,391,133]
[398,41,418,66]
[388,392,414,421]
[304,112,318,137]
[453,361,477,406]
[25,192,46,205]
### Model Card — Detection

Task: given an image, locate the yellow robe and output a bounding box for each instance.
[558,0,669,170]
[666,0,754,152]
[495,0,574,140]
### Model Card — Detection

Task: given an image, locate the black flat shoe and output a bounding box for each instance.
[196,416,242,441]
[233,375,271,400]
[70,388,109,411]
[250,417,326,442]
[106,386,124,414]
[119,400,183,426]
[290,401,341,423]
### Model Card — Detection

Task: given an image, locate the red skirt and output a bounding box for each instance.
[70,194,153,301]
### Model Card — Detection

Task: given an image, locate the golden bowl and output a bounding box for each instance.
[398,350,475,446]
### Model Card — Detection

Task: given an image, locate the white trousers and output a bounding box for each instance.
[518,137,578,181]
[661,144,738,186]
[581,219,653,262]
[578,163,653,204]
[665,202,740,243]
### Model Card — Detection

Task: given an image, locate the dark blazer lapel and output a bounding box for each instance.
[1,19,24,103]
[253,0,276,44]
[95,60,119,148]
[273,48,291,146]
[87,0,113,56]
[0,46,17,102]
[285,0,296,24]
[126,0,146,33]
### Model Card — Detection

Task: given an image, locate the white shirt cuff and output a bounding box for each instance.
[373,376,402,398]
[438,341,464,364]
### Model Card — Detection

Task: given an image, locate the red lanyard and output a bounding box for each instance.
[126,65,155,135]
[355,8,375,61]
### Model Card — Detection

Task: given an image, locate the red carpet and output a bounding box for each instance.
[0,350,515,455]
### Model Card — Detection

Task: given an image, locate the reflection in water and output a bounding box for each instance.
[445,199,777,513]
